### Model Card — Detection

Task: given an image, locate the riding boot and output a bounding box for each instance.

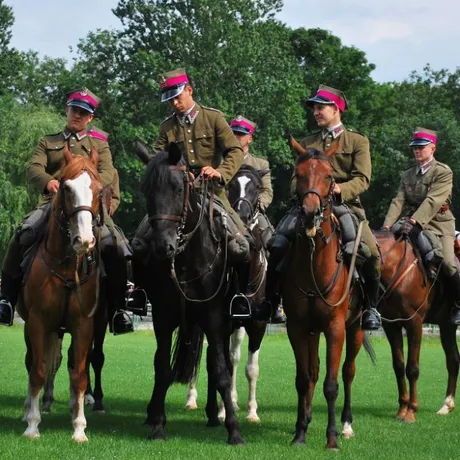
[361,276,381,330]
[446,271,460,325]
[102,246,133,336]
[260,242,287,324]
[0,271,22,326]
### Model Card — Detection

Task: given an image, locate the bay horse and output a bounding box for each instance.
[185,164,269,423]
[137,142,244,445]
[375,230,459,421]
[284,138,375,450]
[16,145,103,442]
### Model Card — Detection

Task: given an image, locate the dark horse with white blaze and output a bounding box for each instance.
[186,164,269,422]
[136,142,244,445]
[284,138,375,450]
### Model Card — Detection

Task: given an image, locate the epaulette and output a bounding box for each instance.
[435,161,450,170]
[346,127,365,137]
[87,127,109,141]
[403,164,417,172]
[201,106,223,114]
[43,132,65,140]
[160,113,175,125]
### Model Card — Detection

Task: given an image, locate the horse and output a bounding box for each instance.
[185,164,269,423]
[375,230,459,422]
[136,141,244,445]
[16,145,103,442]
[283,138,375,450]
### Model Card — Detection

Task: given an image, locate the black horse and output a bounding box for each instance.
[135,142,244,445]
[186,165,270,422]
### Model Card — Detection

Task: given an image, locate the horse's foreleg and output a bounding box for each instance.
[206,345,220,426]
[286,321,312,445]
[203,312,244,445]
[437,323,459,415]
[383,323,409,420]
[218,326,246,420]
[323,322,345,450]
[146,326,174,441]
[89,316,107,412]
[245,347,260,423]
[341,325,364,439]
[69,319,94,443]
[23,320,46,439]
[403,324,422,423]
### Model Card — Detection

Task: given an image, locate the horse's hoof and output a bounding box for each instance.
[92,401,105,412]
[84,394,95,405]
[341,422,354,439]
[291,436,306,445]
[72,434,88,443]
[41,407,51,414]
[246,415,260,423]
[148,427,166,441]
[23,430,40,440]
[185,403,198,410]
[326,440,340,451]
[228,433,245,445]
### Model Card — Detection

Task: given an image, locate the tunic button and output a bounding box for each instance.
[190,159,195,164]
[187,129,191,133]
[190,149,194,153]
[188,140,192,143]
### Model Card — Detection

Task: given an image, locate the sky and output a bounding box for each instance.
[8,0,460,83]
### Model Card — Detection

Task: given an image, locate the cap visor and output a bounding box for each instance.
[231,126,251,135]
[306,95,335,107]
[410,139,432,147]
[67,100,95,114]
[161,84,185,102]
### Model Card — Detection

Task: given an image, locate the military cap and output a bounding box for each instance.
[306,84,348,112]
[410,127,437,147]
[230,115,256,135]
[158,68,190,102]
[66,87,101,114]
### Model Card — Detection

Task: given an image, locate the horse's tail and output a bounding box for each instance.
[363,332,377,365]
[171,323,204,384]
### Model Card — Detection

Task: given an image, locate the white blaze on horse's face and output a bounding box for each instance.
[236,176,251,211]
[66,172,96,254]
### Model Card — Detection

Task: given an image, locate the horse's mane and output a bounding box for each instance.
[296,148,332,167]
[61,155,101,183]
[141,151,186,196]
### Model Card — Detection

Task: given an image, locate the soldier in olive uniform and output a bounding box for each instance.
[383,128,460,325]
[229,115,284,324]
[0,89,132,334]
[264,85,381,330]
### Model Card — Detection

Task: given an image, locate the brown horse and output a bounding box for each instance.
[284,138,374,450]
[375,230,459,422]
[17,145,103,442]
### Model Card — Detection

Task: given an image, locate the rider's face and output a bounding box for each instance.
[168,85,195,114]
[234,132,252,152]
[412,144,435,164]
[312,103,341,128]
[66,106,94,132]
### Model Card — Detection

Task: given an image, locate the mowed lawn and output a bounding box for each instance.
[0,324,459,460]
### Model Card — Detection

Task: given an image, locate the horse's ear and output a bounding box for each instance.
[324,140,339,157]
[63,142,73,165]
[167,142,182,165]
[288,135,307,156]
[134,138,152,165]
[259,169,270,178]
[90,146,99,167]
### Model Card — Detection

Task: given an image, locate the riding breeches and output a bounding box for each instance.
[440,234,457,276]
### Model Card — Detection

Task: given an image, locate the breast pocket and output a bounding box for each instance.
[194,133,214,165]
[335,151,353,174]
[406,176,430,204]
[47,143,65,167]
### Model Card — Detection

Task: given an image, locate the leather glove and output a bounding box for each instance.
[401,218,416,235]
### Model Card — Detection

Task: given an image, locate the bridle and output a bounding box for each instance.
[297,175,335,226]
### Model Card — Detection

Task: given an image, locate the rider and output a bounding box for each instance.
[383,127,460,325]
[264,85,382,330]
[0,88,133,334]
[153,68,253,314]
[229,115,285,324]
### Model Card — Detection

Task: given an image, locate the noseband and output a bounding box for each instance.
[298,177,335,222]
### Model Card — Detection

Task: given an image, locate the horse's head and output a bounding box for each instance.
[141,142,193,260]
[56,145,102,254]
[228,164,266,226]
[291,138,338,237]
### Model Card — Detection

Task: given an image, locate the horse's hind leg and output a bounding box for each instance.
[383,323,409,420]
[437,322,459,415]
[42,338,63,413]
[89,313,108,412]
[185,379,198,410]
[341,325,364,439]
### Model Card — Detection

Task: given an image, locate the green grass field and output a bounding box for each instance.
[0,325,459,460]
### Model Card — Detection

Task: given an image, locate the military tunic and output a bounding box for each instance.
[153,104,245,230]
[110,168,121,216]
[27,127,114,194]
[296,127,379,264]
[242,153,273,211]
[383,159,456,273]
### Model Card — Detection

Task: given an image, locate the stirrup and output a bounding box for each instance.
[0,299,14,326]
[229,294,251,318]
[112,310,134,336]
